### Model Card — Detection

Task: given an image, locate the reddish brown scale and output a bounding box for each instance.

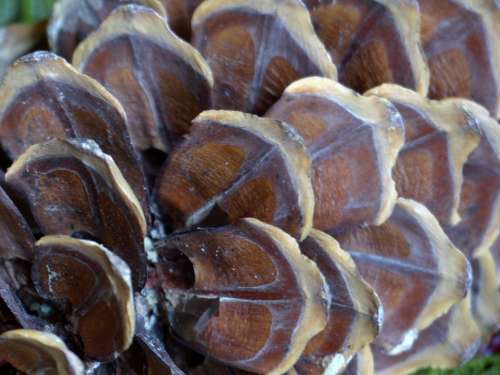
[304,0,429,94]
[336,198,470,354]
[73,5,213,153]
[366,84,481,227]
[31,236,135,361]
[440,100,500,259]
[191,0,337,114]
[48,0,167,60]
[157,219,328,374]
[155,110,314,241]
[294,230,381,375]
[191,360,256,375]
[5,139,147,290]
[0,52,150,222]
[267,77,404,234]
[419,0,500,119]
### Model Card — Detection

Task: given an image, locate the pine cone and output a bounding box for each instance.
[0,0,498,374]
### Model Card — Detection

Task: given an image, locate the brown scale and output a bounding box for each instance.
[155,110,314,240]
[372,297,480,375]
[191,0,337,115]
[47,0,167,60]
[0,186,34,262]
[31,236,135,361]
[267,77,404,234]
[336,198,470,354]
[0,329,84,374]
[293,230,381,375]
[440,100,500,259]
[0,185,44,333]
[366,84,481,227]
[471,248,500,329]
[156,218,328,374]
[304,0,429,95]
[4,139,147,290]
[73,5,213,153]
[419,0,500,119]
[190,360,256,374]
[0,52,150,223]
[163,0,204,39]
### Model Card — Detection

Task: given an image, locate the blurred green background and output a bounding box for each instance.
[0,0,55,26]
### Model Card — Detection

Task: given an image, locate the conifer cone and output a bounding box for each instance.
[0,1,499,375]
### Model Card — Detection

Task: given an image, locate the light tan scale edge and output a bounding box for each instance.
[306,229,383,373]
[284,77,405,225]
[471,250,500,330]
[375,0,430,96]
[354,346,375,375]
[444,98,500,257]
[0,329,85,375]
[195,110,315,241]
[73,4,213,87]
[36,235,135,353]
[47,0,168,53]
[192,0,337,79]
[376,297,480,375]
[394,198,471,343]
[455,0,500,119]
[5,139,147,236]
[366,84,481,225]
[243,218,329,375]
[0,52,128,124]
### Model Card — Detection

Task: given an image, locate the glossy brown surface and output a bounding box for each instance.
[155,110,314,240]
[0,52,149,221]
[366,84,481,226]
[336,198,470,354]
[192,0,337,114]
[158,219,328,374]
[441,100,500,259]
[48,0,167,60]
[267,77,404,234]
[373,297,480,375]
[164,0,204,39]
[0,329,84,375]
[305,0,428,94]
[0,186,34,261]
[419,0,500,119]
[32,236,134,361]
[73,5,213,153]
[5,139,147,290]
[294,230,381,375]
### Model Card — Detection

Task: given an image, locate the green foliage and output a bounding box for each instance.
[0,0,55,26]
[412,356,500,375]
